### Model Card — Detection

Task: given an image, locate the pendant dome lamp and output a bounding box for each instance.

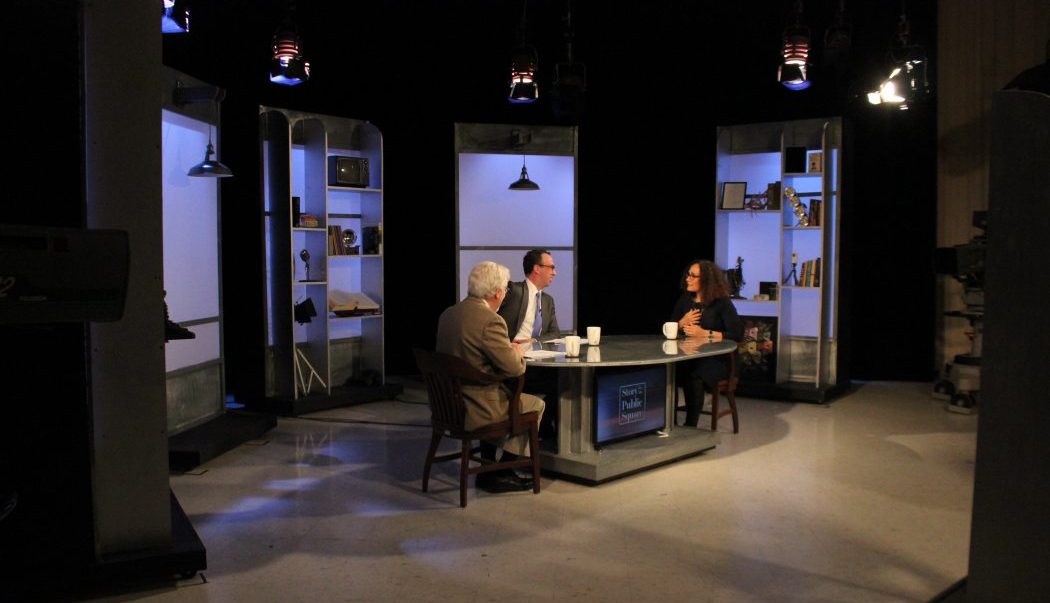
[508,155,540,191]
[173,82,234,178]
[188,137,233,178]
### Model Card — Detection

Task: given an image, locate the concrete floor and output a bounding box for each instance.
[86,381,977,603]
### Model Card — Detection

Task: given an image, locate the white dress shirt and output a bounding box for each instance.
[513,279,541,341]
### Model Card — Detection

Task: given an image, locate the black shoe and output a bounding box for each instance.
[510,468,536,485]
[476,471,531,493]
[164,298,195,342]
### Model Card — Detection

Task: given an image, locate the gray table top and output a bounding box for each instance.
[524,334,737,368]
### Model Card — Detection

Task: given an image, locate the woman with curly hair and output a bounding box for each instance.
[670,259,743,427]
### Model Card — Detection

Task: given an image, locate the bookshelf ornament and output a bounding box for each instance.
[300,249,311,281]
[342,228,358,255]
[727,256,746,299]
[785,186,810,227]
[784,252,800,286]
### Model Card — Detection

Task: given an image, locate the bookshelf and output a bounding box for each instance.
[258,107,398,414]
[714,117,849,402]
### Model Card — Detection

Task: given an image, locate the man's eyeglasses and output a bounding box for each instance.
[539,264,556,271]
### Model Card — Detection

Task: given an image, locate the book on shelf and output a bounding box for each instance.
[327,225,343,255]
[797,257,822,287]
[328,290,380,316]
[795,258,812,287]
[808,199,821,227]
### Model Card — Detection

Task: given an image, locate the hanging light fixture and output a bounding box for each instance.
[174,83,234,178]
[509,0,539,103]
[777,1,812,91]
[867,2,931,109]
[270,27,311,86]
[552,0,587,120]
[508,155,540,191]
[161,0,190,34]
[823,0,851,75]
[270,3,310,86]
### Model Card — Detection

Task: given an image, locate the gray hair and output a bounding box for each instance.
[467,261,510,299]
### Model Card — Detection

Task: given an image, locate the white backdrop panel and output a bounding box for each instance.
[458,153,575,247]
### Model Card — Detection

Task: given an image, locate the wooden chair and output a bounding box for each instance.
[676,352,740,433]
[413,349,541,507]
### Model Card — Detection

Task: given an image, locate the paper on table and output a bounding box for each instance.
[523,349,565,360]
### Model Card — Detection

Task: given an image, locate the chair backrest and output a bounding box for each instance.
[413,348,528,434]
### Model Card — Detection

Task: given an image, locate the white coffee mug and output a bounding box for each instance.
[662,321,678,339]
[662,340,678,355]
[564,335,582,357]
[587,326,601,346]
[586,346,601,362]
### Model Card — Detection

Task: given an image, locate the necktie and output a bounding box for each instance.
[531,292,542,339]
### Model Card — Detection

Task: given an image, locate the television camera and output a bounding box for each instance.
[932,210,986,413]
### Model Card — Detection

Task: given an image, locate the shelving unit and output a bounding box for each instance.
[714,117,848,403]
[257,107,399,415]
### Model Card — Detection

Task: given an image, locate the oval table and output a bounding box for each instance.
[525,334,736,484]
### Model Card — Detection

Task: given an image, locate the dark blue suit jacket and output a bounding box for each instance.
[498,280,560,341]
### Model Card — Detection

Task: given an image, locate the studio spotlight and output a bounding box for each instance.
[777,1,812,91]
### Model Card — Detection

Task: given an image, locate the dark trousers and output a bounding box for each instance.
[676,357,728,426]
[524,367,559,438]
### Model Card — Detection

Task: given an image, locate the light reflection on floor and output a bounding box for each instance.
[89,382,976,603]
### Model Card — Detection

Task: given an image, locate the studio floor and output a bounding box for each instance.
[86,381,977,603]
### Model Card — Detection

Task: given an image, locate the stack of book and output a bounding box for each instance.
[798,257,822,287]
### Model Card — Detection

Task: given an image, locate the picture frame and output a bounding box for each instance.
[808,151,824,173]
[720,181,747,210]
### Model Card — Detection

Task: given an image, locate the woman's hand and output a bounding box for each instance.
[683,324,704,338]
[679,308,700,329]
[684,325,721,341]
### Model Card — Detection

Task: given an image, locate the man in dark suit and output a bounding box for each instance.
[436,261,545,493]
[498,250,561,439]
[499,249,560,343]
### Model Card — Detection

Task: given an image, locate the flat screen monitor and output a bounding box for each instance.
[594,365,666,447]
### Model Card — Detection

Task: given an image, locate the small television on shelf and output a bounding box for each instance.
[593,365,666,447]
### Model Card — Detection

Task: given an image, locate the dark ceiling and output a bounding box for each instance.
[160,1,940,382]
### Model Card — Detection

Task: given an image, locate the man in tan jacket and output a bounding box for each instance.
[436,261,545,493]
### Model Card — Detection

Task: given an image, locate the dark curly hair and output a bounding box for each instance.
[680,259,731,302]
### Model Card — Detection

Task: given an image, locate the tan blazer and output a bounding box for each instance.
[435,296,527,431]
